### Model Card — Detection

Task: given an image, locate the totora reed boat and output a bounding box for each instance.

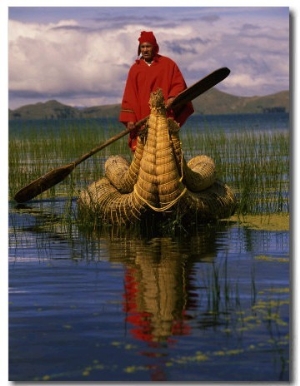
[78,89,237,226]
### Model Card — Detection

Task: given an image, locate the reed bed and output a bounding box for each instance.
[9,119,289,216]
[9,119,128,200]
[181,129,289,215]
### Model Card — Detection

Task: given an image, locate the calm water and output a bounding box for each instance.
[9,112,290,137]
[9,113,290,381]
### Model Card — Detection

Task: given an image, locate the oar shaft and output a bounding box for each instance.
[74,117,147,167]
[13,67,230,203]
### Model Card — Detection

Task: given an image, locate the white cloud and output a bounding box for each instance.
[8,7,289,109]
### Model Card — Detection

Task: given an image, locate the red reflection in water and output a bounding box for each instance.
[122,261,196,381]
[123,267,191,344]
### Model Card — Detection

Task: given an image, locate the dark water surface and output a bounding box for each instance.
[9,113,290,381]
[9,202,289,381]
[9,112,289,137]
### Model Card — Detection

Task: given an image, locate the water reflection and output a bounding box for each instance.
[96,228,221,381]
[9,202,289,381]
[96,226,225,342]
[11,202,225,344]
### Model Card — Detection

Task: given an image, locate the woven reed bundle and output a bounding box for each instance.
[79,132,150,225]
[78,176,147,224]
[169,130,216,191]
[179,179,237,221]
[105,137,144,193]
[135,89,186,209]
[134,116,158,206]
[104,156,130,190]
[185,155,216,191]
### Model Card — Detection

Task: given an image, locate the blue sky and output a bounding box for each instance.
[7,6,290,109]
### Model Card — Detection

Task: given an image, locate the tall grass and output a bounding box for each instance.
[9,119,289,215]
[9,119,129,200]
[181,129,289,215]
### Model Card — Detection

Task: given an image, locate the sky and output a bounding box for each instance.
[7,6,290,110]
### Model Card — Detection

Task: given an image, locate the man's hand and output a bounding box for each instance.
[127,122,136,130]
[166,97,175,109]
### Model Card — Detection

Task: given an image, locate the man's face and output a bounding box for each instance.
[140,42,155,62]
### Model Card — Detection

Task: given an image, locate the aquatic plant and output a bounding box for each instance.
[9,119,289,217]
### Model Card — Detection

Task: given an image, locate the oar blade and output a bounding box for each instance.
[172,67,230,109]
[14,163,75,203]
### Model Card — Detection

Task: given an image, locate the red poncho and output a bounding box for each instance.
[119,54,194,151]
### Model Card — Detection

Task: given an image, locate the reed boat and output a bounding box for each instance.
[78,89,237,226]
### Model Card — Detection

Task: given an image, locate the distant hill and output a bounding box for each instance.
[9,89,289,120]
[9,99,121,120]
[192,89,289,115]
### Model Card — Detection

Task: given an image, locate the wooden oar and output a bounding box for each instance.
[13,67,230,203]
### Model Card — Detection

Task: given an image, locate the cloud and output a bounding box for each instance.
[9,19,131,104]
[8,7,289,109]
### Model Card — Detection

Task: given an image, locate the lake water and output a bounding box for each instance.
[9,112,290,137]
[8,113,290,382]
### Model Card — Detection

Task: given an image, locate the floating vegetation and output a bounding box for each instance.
[227,213,289,231]
[255,255,289,263]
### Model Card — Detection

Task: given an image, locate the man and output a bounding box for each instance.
[119,31,194,151]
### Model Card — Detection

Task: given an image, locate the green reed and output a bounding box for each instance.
[9,119,289,215]
[9,119,129,200]
[181,129,289,215]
